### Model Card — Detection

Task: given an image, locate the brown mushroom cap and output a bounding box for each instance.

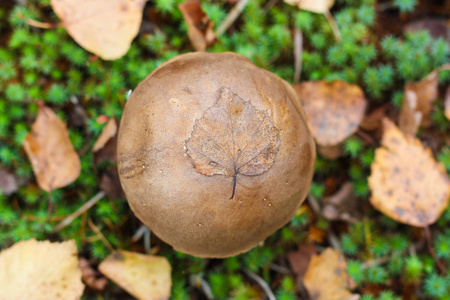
[117,52,315,258]
[294,80,367,147]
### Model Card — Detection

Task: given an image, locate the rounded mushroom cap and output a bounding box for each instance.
[295,80,367,146]
[118,52,315,258]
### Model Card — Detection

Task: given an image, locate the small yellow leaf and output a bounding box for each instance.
[0,239,84,300]
[23,106,81,192]
[51,0,147,60]
[303,248,359,300]
[99,251,171,300]
[368,119,450,227]
[284,0,335,13]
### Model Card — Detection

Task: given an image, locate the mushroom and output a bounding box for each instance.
[294,80,367,159]
[117,52,315,258]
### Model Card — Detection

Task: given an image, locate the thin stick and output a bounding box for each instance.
[53,191,105,232]
[243,269,276,300]
[361,256,389,269]
[293,27,303,84]
[263,0,279,13]
[324,11,341,43]
[144,227,151,254]
[216,0,249,37]
[190,275,214,300]
[17,12,59,29]
[88,219,115,252]
[424,226,447,274]
[269,263,291,274]
[357,129,378,146]
[130,225,148,243]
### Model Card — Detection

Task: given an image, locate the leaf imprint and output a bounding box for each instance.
[185,87,281,199]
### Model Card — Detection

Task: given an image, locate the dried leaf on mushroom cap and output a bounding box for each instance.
[0,239,84,300]
[368,119,450,227]
[284,0,335,13]
[294,80,367,147]
[179,0,215,51]
[303,248,359,300]
[99,251,171,300]
[50,0,147,60]
[23,105,81,192]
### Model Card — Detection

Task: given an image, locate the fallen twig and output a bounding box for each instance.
[324,11,341,43]
[17,12,59,29]
[424,226,447,274]
[216,0,249,37]
[243,269,276,300]
[293,27,303,84]
[53,191,105,232]
[88,219,115,252]
[190,274,214,300]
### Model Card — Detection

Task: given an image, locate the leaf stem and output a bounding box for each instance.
[230,173,237,199]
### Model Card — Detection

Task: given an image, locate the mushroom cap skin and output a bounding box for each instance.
[118,52,315,258]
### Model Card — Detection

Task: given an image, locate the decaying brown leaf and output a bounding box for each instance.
[322,182,360,223]
[0,167,18,195]
[294,80,367,146]
[398,90,422,136]
[93,118,125,199]
[303,248,359,300]
[99,251,171,300]
[445,86,450,121]
[0,239,84,300]
[185,87,281,198]
[50,0,147,60]
[368,119,450,227]
[179,0,215,51]
[93,118,118,153]
[284,0,335,13]
[288,244,317,279]
[405,64,450,127]
[23,105,81,192]
[78,258,107,291]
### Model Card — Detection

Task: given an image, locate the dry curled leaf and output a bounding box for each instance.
[288,244,317,279]
[368,119,450,227]
[294,80,367,147]
[0,239,84,300]
[303,248,359,300]
[179,0,215,51]
[185,87,281,199]
[99,251,171,300]
[78,258,107,291]
[23,106,81,192]
[405,64,450,127]
[445,86,450,121]
[398,90,422,136]
[93,118,118,153]
[322,182,360,223]
[51,0,147,60]
[284,0,335,13]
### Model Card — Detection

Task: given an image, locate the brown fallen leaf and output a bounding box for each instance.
[23,105,81,192]
[93,118,125,199]
[294,81,367,146]
[179,0,215,51]
[0,167,18,195]
[303,248,359,300]
[445,86,450,121]
[368,119,450,227]
[0,239,84,300]
[287,244,317,279]
[99,250,171,300]
[93,118,118,153]
[50,0,147,60]
[398,90,422,136]
[284,0,335,13]
[185,87,281,199]
[322,182,360,223]
[405,64,450,127]
[78,258,108,291]
[360,104,390,132]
